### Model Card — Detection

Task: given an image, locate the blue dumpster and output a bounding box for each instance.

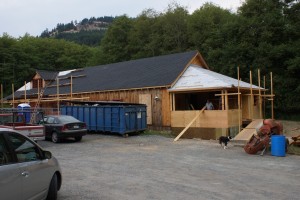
[61,103,147,136]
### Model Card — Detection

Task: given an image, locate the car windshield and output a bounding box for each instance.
[57,116,80,123]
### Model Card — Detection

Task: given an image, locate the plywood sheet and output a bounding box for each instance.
[139,94,152,125]
[234,119,263,141]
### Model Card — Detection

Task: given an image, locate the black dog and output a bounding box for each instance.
[219,136,232,149]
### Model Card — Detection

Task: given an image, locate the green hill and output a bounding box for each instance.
[40,16,115,46]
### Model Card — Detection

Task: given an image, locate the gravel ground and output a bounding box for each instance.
[39,134,300,200]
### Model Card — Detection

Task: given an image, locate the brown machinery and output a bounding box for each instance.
[244,119,283,155]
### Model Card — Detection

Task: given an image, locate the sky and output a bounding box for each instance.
[0,0,244,38]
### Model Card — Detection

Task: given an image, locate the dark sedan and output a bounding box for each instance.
[43,115,87,143]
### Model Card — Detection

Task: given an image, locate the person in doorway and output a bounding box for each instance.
[205,99,214,110]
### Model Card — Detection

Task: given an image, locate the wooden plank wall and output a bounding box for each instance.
[171,109,240,128]
[62,88,171,127]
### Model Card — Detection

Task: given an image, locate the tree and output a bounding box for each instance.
[99,15,133,63]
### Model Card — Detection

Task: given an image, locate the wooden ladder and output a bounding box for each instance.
[29,88,45,124]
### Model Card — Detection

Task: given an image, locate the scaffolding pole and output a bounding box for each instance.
[271,72,274,119]
[238,67,241,133]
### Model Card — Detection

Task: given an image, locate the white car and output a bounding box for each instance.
[0,128,62,200]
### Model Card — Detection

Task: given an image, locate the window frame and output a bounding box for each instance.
[3,132,45,163]
[0,134,14,165]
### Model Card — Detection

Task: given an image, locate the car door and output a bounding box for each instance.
[0,134,22,200]
[6,132,52,200]
[45,116,56,134]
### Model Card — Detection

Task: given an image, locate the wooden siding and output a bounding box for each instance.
[171,109,241,128]
[49,87,172,127]
[139,94,152,124]
[242,95,261,119]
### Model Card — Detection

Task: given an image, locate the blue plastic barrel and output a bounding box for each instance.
[271,135,286,157]
[17,103,31,123]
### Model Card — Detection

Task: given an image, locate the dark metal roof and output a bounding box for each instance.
[8,51,200,99]
[36,70,58,80]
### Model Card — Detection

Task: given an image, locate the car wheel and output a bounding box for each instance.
[52,132,59,143]
[74,136,82,142]
[46,174,58,200]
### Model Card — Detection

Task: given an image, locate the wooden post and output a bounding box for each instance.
[174,106,206,142]
[258,69,262,118]
[169,93,173,111]
[250,71,253,119]
[38,79,40,98]
[270,72,274,119]
[12,83,15,108]
[221,90,225,110]
[237,67,241,133]
[57,78,59,115]
[24,81,27,102]
[1,84,3,108]
[225,90,228,110]
[263,76,266,118]
[70,75,73,100]
[172,93,175,111]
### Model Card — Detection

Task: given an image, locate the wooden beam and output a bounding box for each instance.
[221,90,225,110]
[1,84,3,108]
[70,75,73,100]
[271,72,274,119]
[172,93,175,111]
[258,69,262,118]
[215,93,241,96]
[238,67,241,133]
[2,97,90,104]
[12,84,15,108]
[261,94,275,97]
[263,76,266,118]
[24,81,27,102]
[250,70,254,119]
[225,90,229,110]
[173,105,206,142]
[57,78,59,115]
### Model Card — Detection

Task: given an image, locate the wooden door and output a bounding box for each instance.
[139,94,152,125]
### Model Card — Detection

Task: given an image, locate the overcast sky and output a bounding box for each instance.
[0,0,244,38]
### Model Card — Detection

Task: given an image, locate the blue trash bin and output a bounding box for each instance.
[271,135,286,157]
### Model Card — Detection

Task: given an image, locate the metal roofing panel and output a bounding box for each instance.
[169,65,262,91]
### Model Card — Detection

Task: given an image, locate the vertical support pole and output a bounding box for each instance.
[250,71,253,119]
[38,79,40,98]
[225,90,228,110]
[237,67,241,133]
[263,76,266,118]
[169,92,172,111]
[270,72,274,119]
[70,75,73,100]
[258,69,262,118]
[12,83,15,108]
[1,84,3,108]
[172,93,175,111]
[57,78,60,115]
[24,81,27,102]
[221,90,225,110]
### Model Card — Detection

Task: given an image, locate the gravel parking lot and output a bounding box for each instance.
[39,134,300,200]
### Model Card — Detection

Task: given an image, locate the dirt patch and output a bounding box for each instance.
[281,120,300,137]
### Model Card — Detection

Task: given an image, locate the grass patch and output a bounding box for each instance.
[141,130,174,138]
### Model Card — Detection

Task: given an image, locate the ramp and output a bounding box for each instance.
[234,119,263,142]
